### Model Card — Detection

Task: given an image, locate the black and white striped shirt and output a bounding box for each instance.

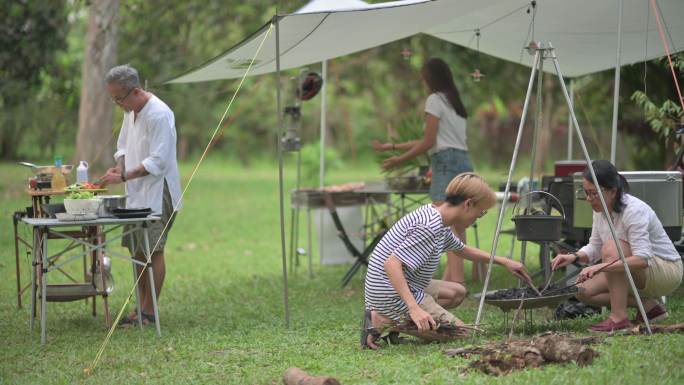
[364,204,464,320]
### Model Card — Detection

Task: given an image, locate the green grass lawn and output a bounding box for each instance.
[1,158,683,384]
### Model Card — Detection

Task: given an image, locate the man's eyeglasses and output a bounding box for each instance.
[111,87,135,104]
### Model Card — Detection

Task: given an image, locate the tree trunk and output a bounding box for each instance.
[0,104,20,159]
[75,0,119,173]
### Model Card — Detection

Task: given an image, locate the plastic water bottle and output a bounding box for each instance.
[76,160,89,184]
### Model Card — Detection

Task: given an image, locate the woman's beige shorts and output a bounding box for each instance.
[638,257,683,298]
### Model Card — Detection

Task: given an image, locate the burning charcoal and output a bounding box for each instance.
[485,287,542,300]
[485,285,578,300]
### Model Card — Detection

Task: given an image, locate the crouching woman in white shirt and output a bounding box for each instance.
[552,160,682,332]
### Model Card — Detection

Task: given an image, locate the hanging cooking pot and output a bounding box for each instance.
[97,195,128,217]
[511,190,565,241]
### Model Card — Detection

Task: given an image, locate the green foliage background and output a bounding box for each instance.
[1,0,682,172]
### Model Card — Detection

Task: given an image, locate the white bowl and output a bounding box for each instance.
[63,198,102,216]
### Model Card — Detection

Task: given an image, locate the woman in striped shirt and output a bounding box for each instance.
[362,173,532,349]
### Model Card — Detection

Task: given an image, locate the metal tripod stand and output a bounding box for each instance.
[474,43,653,334]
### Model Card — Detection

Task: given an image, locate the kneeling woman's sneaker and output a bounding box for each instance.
[588,317,632,332]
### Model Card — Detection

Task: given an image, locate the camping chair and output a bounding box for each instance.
[323,194,388,287]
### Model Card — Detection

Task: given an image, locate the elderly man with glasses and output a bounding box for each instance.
[100,64,182,326]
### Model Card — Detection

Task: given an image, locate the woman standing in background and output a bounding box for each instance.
[373,57,475,286]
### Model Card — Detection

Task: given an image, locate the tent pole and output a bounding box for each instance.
[320,60,327,189]
[567,79,574,160]
[529,54,544,186]
[517,51,545,287]
[475,49,541,325]
[549,43,652,335]
[274,14,291,328]
[610,0,624,164]
[317,60,327,266]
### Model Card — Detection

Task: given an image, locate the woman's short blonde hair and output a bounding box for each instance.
[444,172,496,209]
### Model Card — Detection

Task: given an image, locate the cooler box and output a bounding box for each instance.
[573,171,683,241]
[314,206,364,265]
[542,175,589,242]
[555,160,587,177]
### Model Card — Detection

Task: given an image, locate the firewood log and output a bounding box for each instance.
[387,321,475,342]
[630,322,684,334]
[444,346,485,357]
[533,333,598,366]
[506,343,544,368]
[571,335,604,345]
[470,352,526,376]
[282,368,340,385]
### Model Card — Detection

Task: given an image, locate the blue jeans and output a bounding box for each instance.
[430,148,473,201]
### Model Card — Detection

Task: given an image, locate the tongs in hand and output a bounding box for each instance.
[516,271,541,296]
[524,277,542,296]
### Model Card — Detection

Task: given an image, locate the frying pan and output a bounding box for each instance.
[18,161,73,174]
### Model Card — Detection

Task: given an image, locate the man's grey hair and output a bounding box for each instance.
[105,64,141,90]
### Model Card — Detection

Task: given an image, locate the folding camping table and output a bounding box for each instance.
[22,215,161,344]
[14,189,69,308]
[290,187,391,280]
[290,183,433,286]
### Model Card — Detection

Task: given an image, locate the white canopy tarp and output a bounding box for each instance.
[426,0,684,78]
[167,0,684,83]
[168,0,482,83]
[295,0,376,13]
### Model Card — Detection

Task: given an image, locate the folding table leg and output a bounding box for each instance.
[101,296,110,327]
[341,260,363,288]
[142,224,161,337]
[84,241,89,310]
[293,207,301,269]
[31,197,39,219]
[97,227,111,327]
[147,266,161,337]
[14,214,22,308]
[132,224,143,329]
[30,228,38,331]
[307,207,313,278]
[132,260,143,329]
[40,228,48,344]
[91,233,97,317]
[288,207,296,273]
